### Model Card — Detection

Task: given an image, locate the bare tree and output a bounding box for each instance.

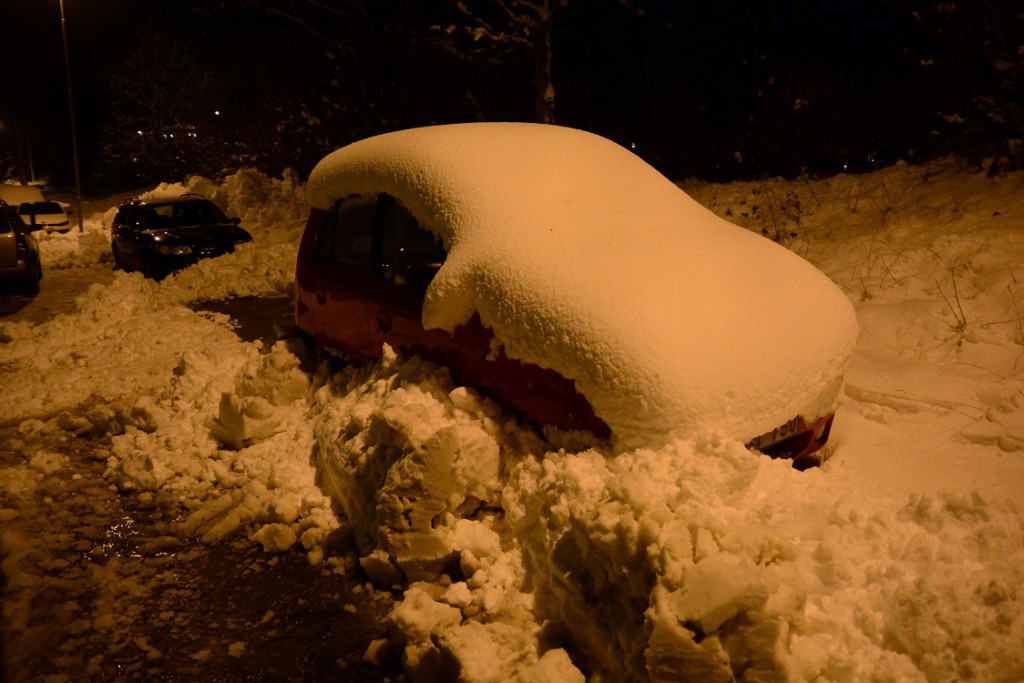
[213,0,484,167]
[433,0,569,123]
[886,0,1024,171]
[100,30,222,182]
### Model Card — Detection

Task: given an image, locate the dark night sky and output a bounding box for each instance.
[0,0,1010,189]
[3,0,157,182]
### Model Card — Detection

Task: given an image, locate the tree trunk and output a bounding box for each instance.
[533,3,556,124]
[534,37,555,123]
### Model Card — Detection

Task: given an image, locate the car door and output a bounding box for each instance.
[295,195,380,361]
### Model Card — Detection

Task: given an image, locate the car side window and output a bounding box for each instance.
[0,212,11,234]
[175,203,203,225]
[317,195,376,271]
[170,200,227,226]
[378,194,446,290]
[116,206,145,230]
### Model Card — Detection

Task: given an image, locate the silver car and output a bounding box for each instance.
[0,201,42,295]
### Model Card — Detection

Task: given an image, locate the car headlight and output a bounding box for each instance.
[155,245,193,256]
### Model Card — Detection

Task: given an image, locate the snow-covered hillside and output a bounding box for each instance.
[2,158,1022,681]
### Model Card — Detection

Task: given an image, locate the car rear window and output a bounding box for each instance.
[18,202,63,214]
[144,200,229,228]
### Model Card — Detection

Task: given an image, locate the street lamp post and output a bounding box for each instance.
[58,0,84,233]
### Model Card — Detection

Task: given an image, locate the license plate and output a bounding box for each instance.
[748,417,802,451]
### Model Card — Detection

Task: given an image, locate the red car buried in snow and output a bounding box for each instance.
[295,124,857,466]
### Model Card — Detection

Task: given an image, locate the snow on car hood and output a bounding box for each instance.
[307,123,859,448]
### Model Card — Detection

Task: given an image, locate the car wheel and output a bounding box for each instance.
[111,244,124,271]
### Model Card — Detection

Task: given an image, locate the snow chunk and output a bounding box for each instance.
[250,523,298,553]
[669,554,767,632]
[389,585,463,644]
[210,340,310,450]
[313,346,520,581]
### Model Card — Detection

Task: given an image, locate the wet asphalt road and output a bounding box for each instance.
[1,267,400,681]
[191,296,298,346]
[0,264,115,324]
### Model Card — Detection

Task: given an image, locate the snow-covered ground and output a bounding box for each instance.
[2,158,1022,681]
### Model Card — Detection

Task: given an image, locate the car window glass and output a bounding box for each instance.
[143,207,164,229]
[143,200,226,229]
[128,207,144,228]
[19,202,62,214]
[0,213,10,234]
[177,200,227,225]
[378,194,446,289]
[317,195,376,271]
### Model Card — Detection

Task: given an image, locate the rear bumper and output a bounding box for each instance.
[747,414,835,469]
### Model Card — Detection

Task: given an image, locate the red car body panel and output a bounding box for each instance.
[295,208,611,438]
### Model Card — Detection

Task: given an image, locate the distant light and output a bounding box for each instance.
[137,130,143,135]
[214,110,221,116]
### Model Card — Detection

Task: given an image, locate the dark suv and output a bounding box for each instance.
[0,200,42,295]
[111,194,252,280]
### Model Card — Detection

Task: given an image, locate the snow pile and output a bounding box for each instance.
[311,345,533,585]
[1,169,336,564]
[0,183,44,206]
[684,160,1024,498]
[504,440,1023,682]
[34,223,112,269]
[163,340,338,556]
[307,123,859,449]
[2,281,337,560]
[3,157,1024,681]
[314,350,1023,681]
[311,347,590,679]
[0,274,247,423]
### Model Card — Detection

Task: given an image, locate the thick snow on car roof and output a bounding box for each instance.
[307,123,859,448]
